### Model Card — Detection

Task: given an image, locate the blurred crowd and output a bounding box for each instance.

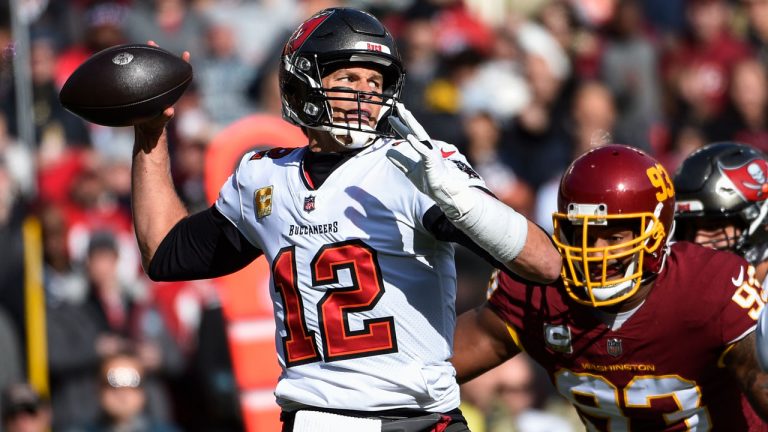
[1,0,768,430]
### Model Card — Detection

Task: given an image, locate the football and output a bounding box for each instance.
[59,43,193,127]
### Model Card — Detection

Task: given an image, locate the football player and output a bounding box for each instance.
[674,142,768,287]
[130,7,560,432]
[673,141,768,378]
[449,145,768,430]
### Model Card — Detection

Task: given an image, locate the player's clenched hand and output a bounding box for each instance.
[386,102,473,220]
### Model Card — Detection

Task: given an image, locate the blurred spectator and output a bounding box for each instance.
[499,21,575,191]
[704,58,768,152]
[196,20,256,130]
[536,0,579,51]
[1,382,51,432]
[69,350,181,432]
[167,84,212,212]
[534,81,617,232]
[568,81,618,153]
[461,111,534,217]
[640,0,687,34]
[600,0,660,152]
[183,301,244,431]
[398,6,442,117]
[0,22,13,103]
[486,356,577,432]
[460,26,531,124]
[122,0,207,59]
[41,203,86,306]
[54,2,128,90]
[460,357,497,432]
[420,48,486,147]
[171,135,208,214]
[572,0,618,28]
[431,1,495,57]
[0,156,32,350]
[195,0,298,68]
[658,120,707,173]
[463,0,549,23]
[0,307,23,399]
[461,355,578,432]
[744,0,768,67]
[57,154,140,290]
[0,167,22,356]
[536,0,601,80]
[1,36,91,160]
[47,230,184,430]
[662,0,752,124]
[0,109,34,198]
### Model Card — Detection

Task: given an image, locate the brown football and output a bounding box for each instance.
[59,44,193,127]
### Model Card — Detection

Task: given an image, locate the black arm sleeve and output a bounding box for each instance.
[147,205,263,281]
[422,205,507,270]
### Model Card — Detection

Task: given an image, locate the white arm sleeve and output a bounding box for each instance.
[447,186,528,264]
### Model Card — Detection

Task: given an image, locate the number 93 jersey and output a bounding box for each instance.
[488,242,765,431]
[215,138,486,412]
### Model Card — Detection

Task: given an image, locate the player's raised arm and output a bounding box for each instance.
[725,332,768,420]
[386,103,561,283]
[131,44,192,269]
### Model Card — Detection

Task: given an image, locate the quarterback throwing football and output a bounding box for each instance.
[130,7,559,432]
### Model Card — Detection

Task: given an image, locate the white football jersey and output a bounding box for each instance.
[215,138,486,412]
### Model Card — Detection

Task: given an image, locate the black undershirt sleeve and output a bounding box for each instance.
[422,204,507,270]
[147,205,263,281]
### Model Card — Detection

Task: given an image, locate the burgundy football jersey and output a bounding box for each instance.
[489,242,764,431]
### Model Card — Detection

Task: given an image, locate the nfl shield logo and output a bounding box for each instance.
[304,195,316,213]
[607,338,623,357]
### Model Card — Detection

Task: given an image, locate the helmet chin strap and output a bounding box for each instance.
[328,104,393,149]
[588,206,670,303]
[329,123,376,149]
[587,257,639,302]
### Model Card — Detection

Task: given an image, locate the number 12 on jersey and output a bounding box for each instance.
[273,240,398,367]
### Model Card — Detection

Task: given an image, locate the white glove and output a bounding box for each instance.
[386,103,475,220]
[385,102,528,265]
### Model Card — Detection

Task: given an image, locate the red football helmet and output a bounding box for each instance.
[552,145,676,307]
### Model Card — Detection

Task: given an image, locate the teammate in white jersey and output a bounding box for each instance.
[129,7,560,432]
[672,142,768,374]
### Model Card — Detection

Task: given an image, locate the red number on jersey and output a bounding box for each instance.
[274,241,397,366]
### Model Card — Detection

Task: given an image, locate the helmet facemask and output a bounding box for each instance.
[673,141,768,265]
[674,174,768,265]
[552,203,667,307]
[675,215,744,251]
[281,53,403,149]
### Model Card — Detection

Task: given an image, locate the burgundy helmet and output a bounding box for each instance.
[552,144,676,307]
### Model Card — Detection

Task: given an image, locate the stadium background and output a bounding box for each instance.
[0,0,764,430]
